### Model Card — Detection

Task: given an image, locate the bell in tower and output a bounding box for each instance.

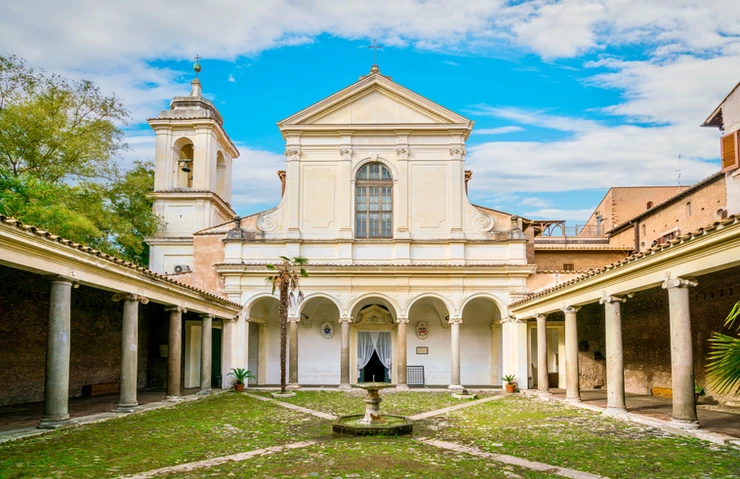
[146,58,240,274]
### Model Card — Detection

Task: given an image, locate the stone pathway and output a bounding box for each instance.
[416,438,608,479]
[409,393,507,420]
[116,440,321,479]
[243,392,337,420]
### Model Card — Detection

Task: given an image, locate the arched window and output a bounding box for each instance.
[646,201,654,209]
[355,163,392,238]
[686,201,692,216]
[176,142,194,188]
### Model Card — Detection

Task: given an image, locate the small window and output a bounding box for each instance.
[686,202,692,216]
[563,263,575,271]
[646,201,654,209]
[641,224,646,237]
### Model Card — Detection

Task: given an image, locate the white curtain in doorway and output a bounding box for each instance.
[357,332,375,371]
[374,332,392,373]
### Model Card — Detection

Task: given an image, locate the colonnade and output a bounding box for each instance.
[280,312,467,391]
[531,276,699,429]
[37,276,225,429]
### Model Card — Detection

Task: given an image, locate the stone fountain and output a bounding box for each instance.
[332,382,413,436]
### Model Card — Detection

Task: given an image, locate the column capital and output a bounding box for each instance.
[396,317,410,324]
[561,305,580,314]
[534,313,547,321]
[46,274,78,287]
[599,294,627,305]
[288,316,300,323]
[199,313,215,320]
[112,293,149,304]
[338,317,352,324]
[165,305,187,313]
[662,277,698,290]
[448,317,463,325]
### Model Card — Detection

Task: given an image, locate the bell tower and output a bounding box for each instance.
[146,59,239,274]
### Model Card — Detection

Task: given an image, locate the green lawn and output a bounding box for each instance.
[155,437,556,479]
[1,392,738,479]
[0,393,329,479]
[249,389,485,417]
[424,395,740,479]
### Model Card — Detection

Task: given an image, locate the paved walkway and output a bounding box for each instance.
[545,389,740,439]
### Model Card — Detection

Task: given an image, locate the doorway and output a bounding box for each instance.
[357,331,391,383]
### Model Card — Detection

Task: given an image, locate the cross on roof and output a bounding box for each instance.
[368,39,383,66]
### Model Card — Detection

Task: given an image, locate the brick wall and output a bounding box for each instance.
[0,265,169,406]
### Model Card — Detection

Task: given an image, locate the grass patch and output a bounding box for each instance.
[426,395,740,479]
[0,393,329,479]
[249,390,487,417]
[155,436,556,479]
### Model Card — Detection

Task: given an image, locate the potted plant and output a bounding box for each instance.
[228,368,255,392]
[695,384,705,404]
[503,374,517,393]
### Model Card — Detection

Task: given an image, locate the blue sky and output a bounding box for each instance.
[3,1,739,223]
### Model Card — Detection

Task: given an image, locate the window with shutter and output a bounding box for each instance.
[721,131,739,172]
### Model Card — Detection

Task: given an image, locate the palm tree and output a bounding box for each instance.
[266,256,308,394]
[707,301,740,396]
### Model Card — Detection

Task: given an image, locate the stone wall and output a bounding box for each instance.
[0,265,169,406]
[574,267,739,404]
[534,250,629,272]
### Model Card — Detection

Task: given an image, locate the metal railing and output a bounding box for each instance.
[541,224,604,237]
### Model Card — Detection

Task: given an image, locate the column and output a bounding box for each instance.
[662,277,699,429]
[536,314,549,395]
[600,295,627,414]
[448,317,463,390]
[165,306,185,399]
[396,317,409,391]
[338,317,352,390]
[112,293,148,412]
[199,314,213,395]
[563,306,581,403]
[38,277,74,429]
[287,316,300,390]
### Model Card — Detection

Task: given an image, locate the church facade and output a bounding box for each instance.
[148,66,537,389]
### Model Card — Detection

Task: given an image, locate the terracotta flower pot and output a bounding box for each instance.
[235,382,245,392]
[505,383,516,393]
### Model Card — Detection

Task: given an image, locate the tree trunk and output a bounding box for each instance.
[279,281,289,394]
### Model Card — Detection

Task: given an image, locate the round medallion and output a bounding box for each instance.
[320,322,334,339]
[416,321,429,340]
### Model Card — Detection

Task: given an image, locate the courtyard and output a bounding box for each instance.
[1,390,739,479]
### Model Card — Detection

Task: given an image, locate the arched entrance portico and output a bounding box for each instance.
[407,296,452,387]
[297,295,341,385]
[349,296,399,387]
[246,296,279,385]
[460,297,503,387]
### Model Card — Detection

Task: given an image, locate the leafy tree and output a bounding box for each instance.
[0,55,129,182]
[0,161,162,265]
[707,302,740,396]
[266,257,308,394]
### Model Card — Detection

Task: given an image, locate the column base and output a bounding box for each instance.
[395,383,410,391]
[604,407,628,416]
[670,418,700,430]
[537,389,551,397]
[38,416,71,429]
[165,395,181,401]
[338,383,352,390]
[197,388,212,396]
[566,396,582,404]
[448,384,464,391]
[112,404,139,413]
[286,383,301,391]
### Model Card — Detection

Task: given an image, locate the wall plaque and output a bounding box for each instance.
[320,322,334,339]
[416,346,429,355]
[416,321,429,340]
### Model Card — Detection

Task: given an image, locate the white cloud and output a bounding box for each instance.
[230,146,285,215]
[228,74,236,83]
[519,197,552,208]
[473,126,525,135]
[443,61,460,66]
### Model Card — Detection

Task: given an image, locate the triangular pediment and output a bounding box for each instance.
[279,71,472,129]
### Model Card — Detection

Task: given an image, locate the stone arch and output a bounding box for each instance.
[458,293,507,320]
[404,293,453,320]
[244,293,279,321]
[351,156,399,180]
[172,137,194,188]
[216,150,227,199]
[348,293,400,319]
[298,292,344,317]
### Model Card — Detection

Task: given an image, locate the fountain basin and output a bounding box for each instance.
[332,414,413,436]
